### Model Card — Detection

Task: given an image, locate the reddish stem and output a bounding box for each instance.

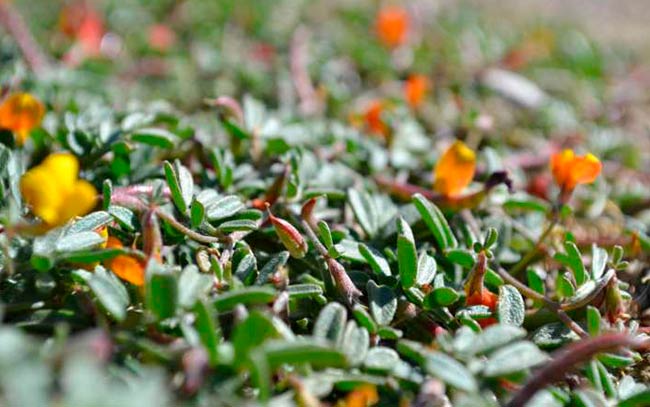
[506,333,649,407]
[290,26,321,115]
[0,1,51,76]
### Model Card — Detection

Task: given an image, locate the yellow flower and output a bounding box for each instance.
[550,149,601,195]
[20,152,97,229]
[433,141,476,197]
[0,93,45,145]
[104,236,145,286]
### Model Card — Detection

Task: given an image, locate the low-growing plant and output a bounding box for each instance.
[0,1,649,406]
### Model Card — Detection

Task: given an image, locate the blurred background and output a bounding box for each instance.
[3,0,649,223]
[472,0,650,49]
[7,0,649,109]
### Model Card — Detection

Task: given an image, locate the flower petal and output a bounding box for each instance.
[57,180,98,225]
[375,6,409,48]
[345,384,379,407]
[433,141,476,197]
[0,93,45,145]
[364,100,387,137]
[20,166,63,225]
[567,153,601,189]
[550,149,574,190]
[41,152,80,193]
[105,236,145,286]
[110,255,145,286]
[404,74,429,108]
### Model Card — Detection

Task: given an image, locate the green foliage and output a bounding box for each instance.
[0,0,647,405]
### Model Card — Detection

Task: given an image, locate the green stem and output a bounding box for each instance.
[509,217,558,276]
[155,209,224,244]
[497,266,587,338]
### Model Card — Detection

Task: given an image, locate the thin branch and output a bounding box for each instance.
[0,1,51,76]
[155,209,224,244]
[113,185,171,198]
[290,26,322,116]
[496,266,587,338]
[506,333,650,407]
[301,219,361,305]
[509,217,557,277]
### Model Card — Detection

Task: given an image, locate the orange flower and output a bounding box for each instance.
[466,287,498,309]
[0,93,45,145]
[404,74,429,108]
[343,384,379,407]
[464,252,497,328]
[550,149,601,199]
[59,2,104,56]
[363,100,388,138]
[433,141,476,197]
[375,6,409,48]
[465,287,498,328]
[148,24,176,52]
[105,236,145,286]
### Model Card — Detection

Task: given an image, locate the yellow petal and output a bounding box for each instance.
[20,166,64,225]
[41,152,80,193]
[56,180,98,226]
[0,93,45,144]
[433,141,476,197]
[96,226,109,249]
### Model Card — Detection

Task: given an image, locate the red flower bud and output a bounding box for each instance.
[268,208,308,259]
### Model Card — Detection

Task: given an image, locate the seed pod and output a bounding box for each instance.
[142,210,163,263]
[605,276,627,323]
[268,210,308,258]
[327,258,362,305]
[300,197,318,221]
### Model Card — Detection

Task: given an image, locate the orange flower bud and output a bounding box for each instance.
[105,236,145,286]
[464,251,497,327]
[404,74,429,108]
[550,149,601,200]
[433,141,476,197]
[0,93,45,145]
[363,100,388,138]
[375,6,409,48]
